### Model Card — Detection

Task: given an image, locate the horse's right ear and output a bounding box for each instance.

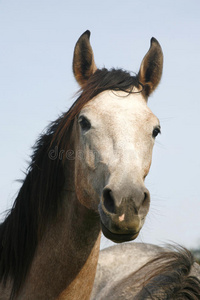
[73,30,97,87]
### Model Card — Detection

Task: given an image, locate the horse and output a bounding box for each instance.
[0,30,163,299]
[91,243,200,299]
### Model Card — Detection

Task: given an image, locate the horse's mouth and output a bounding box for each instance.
[101,221,139,243]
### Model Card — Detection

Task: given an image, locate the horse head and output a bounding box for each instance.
[72,31,163,243]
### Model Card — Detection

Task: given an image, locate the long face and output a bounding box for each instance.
[74,89,160,242]
[72,30,163,243]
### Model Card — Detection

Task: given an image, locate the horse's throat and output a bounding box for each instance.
[57,231,101,300]
[56,196,101,300]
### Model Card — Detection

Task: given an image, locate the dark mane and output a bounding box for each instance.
[0,68,140,298]
[133,246,200,299]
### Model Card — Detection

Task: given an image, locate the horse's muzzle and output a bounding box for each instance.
[99,185,150,243]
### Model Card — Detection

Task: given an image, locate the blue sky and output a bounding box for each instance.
[0,0,200,249]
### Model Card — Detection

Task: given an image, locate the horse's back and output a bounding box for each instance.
[91,242,200,300]
[91,242,165,299]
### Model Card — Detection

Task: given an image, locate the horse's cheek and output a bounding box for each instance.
[75,154,100,211]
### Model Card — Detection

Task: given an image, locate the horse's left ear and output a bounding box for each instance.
[73,30,97,87]
[138,38,163,97]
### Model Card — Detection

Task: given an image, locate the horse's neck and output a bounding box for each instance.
[18,191,101,300]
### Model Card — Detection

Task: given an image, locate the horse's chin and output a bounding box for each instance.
[101,222,139,243]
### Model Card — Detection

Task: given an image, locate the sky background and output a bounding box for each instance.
[0,0,200,250]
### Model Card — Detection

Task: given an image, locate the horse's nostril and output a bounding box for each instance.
[103,188,116,214]
[144,192,147,202]
[142,191,150,209]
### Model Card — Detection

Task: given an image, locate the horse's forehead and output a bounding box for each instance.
[82,90,156,123]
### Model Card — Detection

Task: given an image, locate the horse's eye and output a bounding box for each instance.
[152,127,161,138]
[78,116,91,132]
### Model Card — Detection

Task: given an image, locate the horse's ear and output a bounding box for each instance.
[138,38,163,97]
[73,30,97,87]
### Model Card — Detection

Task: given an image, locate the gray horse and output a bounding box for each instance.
[91,243,200,299]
